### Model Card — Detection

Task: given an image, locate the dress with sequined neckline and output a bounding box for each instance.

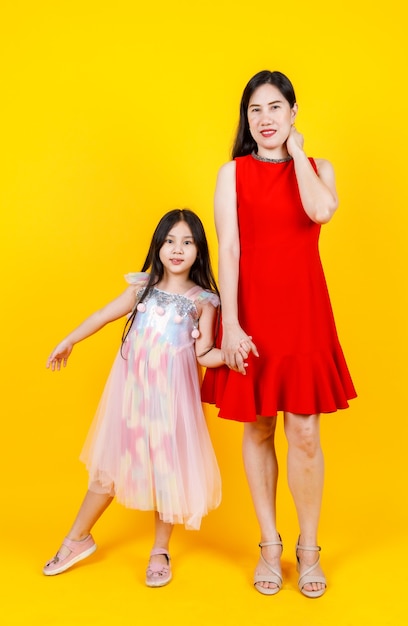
[202,153,356,421]
[80,272,222,530]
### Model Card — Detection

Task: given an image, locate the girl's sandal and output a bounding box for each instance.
[253,537,283,595]
[295,538,327,598]
[145,548,172,588]
[43,534,97,576]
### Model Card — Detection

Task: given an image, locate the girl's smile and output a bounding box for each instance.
[159,221,198,276]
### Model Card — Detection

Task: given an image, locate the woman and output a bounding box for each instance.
[202,70,356,598]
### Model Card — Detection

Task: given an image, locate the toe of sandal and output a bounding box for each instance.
[296,539,326,598]
[254,573,282,596]
[253,538,283,596]
[43,535,97,576]
[298,574,327,598]
[145,548,172,588]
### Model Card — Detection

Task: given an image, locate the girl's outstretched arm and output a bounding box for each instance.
[47,285,138,371]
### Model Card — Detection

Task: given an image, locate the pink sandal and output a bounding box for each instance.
[145,548,172,587]
[43,535,97,576]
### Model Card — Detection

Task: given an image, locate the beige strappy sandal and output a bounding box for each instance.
[295,537,327,598]
[254,537,283,595]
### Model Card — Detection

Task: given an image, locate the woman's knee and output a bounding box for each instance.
[284,413,321,457]
[244,415,277,443]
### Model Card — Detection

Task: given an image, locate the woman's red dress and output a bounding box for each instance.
[202,154,357,422]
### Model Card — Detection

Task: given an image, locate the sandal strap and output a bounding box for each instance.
[298,572,326,590]
[259,554,282,582]
[254,572,282,586]
[296,551,327,591]
[296,541,321,552]
[147,549,171,575]
[150,547,170,560]
[259,540,283,548]
[255,538,283,587]
[61,535,93,552]
[298,556,326,590]
[296,544,321,552]
[259,533,283,549]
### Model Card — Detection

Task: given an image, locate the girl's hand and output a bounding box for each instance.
[286,125,304,157]
[221,325,258,375]
[46,340,74,371]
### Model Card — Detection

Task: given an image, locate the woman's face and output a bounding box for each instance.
[247,83,297,157]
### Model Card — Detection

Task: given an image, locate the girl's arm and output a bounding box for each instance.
[195,300,250,369]
[214,161,258,373]
[286,126,338,224]
[195,300,224,368]
[47,285,138,371]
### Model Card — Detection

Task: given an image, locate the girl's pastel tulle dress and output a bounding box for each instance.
[80,273,221,530]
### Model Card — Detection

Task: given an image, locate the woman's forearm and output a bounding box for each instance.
[292,151,338,224]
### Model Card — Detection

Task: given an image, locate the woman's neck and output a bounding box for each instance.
[256,146,290,160]
[252,150,292,164]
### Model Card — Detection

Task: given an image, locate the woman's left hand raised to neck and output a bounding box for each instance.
[287,126,339,225]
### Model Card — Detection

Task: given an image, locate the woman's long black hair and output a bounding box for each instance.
[232,70,297,159]
[121,209,220,351]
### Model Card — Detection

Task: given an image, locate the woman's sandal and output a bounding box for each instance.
[43,534,97,576]
[295,537,327,598]
[253,536,283,595]
[145,548,172,588]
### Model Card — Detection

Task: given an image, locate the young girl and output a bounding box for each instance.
[43,209,228,587]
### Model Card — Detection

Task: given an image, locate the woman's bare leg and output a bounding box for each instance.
[284,412,325,594]
[242,416,281,591]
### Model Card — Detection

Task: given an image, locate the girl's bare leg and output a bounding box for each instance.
[50,490,113,560]
[145,513,174,586]
[66,490,114,540]
[43,489,114,574]
[149,512,174,568]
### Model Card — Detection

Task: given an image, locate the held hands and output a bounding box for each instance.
[286,125,304,158]
[46,340,74,371]
[221,325,259,375]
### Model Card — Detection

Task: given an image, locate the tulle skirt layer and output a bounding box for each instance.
[80,343,221,530]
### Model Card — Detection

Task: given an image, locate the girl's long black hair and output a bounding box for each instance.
[232,70,297,159]
[121,209,220,352]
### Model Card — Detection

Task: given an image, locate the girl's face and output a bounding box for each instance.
[159,221,198,278]
[247,83,297,157]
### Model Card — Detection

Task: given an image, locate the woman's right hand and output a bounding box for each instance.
[221,324,258,375]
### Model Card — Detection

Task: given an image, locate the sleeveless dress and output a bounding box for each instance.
[80,273,221,530]
[202,154,357,422]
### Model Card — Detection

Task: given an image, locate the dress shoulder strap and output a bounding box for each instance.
[183,285,204,300]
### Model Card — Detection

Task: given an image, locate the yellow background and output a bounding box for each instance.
[1,1,407,624]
